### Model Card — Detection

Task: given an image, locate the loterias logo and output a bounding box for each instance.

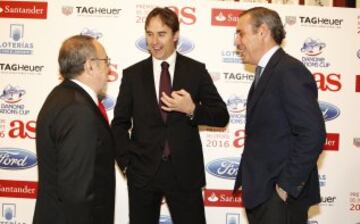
[1,203,16,222]
[211,8,243,27]
[0,1,47,19]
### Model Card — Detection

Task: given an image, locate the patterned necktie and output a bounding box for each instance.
[98,100,109,123]
[159,61,171,122]
[254,66,263,89]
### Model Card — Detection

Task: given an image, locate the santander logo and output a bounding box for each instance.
[0,1,47,19]
[211,8,243,27]
[204,189,243,207]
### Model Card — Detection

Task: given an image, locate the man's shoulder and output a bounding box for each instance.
[273,49,305,69]
[124,57,150,73]
[176,53,205,67]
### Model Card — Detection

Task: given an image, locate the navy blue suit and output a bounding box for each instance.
[234,48,326,209]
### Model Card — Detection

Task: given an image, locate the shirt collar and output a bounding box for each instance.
[152,51,177,70]
[258,45,280,69]
[70,79,99,105]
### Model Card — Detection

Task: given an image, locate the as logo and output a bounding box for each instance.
[313,72,341,92]
[168,6,196,25]
[8,120,36,139]
[233,129,245,148]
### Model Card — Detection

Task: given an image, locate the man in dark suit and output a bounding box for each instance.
[233,7,326,224]
[33,35,115,224]
[111,7,229,224]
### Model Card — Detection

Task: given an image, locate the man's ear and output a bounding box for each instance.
[84,59,93,73]
[258,24,269,38]
[173,31,179,42]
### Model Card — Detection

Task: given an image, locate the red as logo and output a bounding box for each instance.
[8,120,36,139]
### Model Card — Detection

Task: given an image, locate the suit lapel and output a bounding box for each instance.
[167,53,187,122]
[172,53,186,92]
[141,57,164,122]
[246,48,285,120]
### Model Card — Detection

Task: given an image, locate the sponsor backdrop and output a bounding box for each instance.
[0,0,359,224]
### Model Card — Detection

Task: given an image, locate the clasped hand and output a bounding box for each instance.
[160,89,195,115]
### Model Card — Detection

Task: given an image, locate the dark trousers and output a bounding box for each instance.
[127,159,206,224]
[246,192,310,224]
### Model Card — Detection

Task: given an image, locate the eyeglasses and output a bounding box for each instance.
[90,57,111,66]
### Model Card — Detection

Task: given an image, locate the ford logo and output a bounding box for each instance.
[135,36,194,54]
[319,101,340,121]
[101,95,115,111]
[206,157,240,180]
[159,215,172,224]
[0,148,37,170]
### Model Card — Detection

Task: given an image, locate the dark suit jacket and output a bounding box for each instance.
[111,53,229,189]
[234,48,326,209]
[33,79,115,224]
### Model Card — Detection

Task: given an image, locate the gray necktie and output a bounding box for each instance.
[254,66,263,88]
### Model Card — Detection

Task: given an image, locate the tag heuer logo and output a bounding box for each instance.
[285,16,296,26]
[62,6,73,16]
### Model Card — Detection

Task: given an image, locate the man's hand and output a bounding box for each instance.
[160,89,195,115]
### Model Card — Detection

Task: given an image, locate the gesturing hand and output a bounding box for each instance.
[160,89,195,115]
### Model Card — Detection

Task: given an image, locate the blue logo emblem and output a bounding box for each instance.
[319,101,340,121]
[10,24,24,42]
[0,148,37,170]
[101,96,115,111]
[80,28,103,39]
[1,203,16,221]
[135,36,194,54]
[206,157,240,180]
[226,95,246,113]
[159,215,173,224]
[301,38,326,56]
[226,213,240,224]
[307,220,319,224]
[0,85,26,103]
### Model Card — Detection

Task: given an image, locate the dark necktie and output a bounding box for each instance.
[254,66,263,89]
[98,100,109,123]
[159,61,171,158]
[159,61,171,121]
